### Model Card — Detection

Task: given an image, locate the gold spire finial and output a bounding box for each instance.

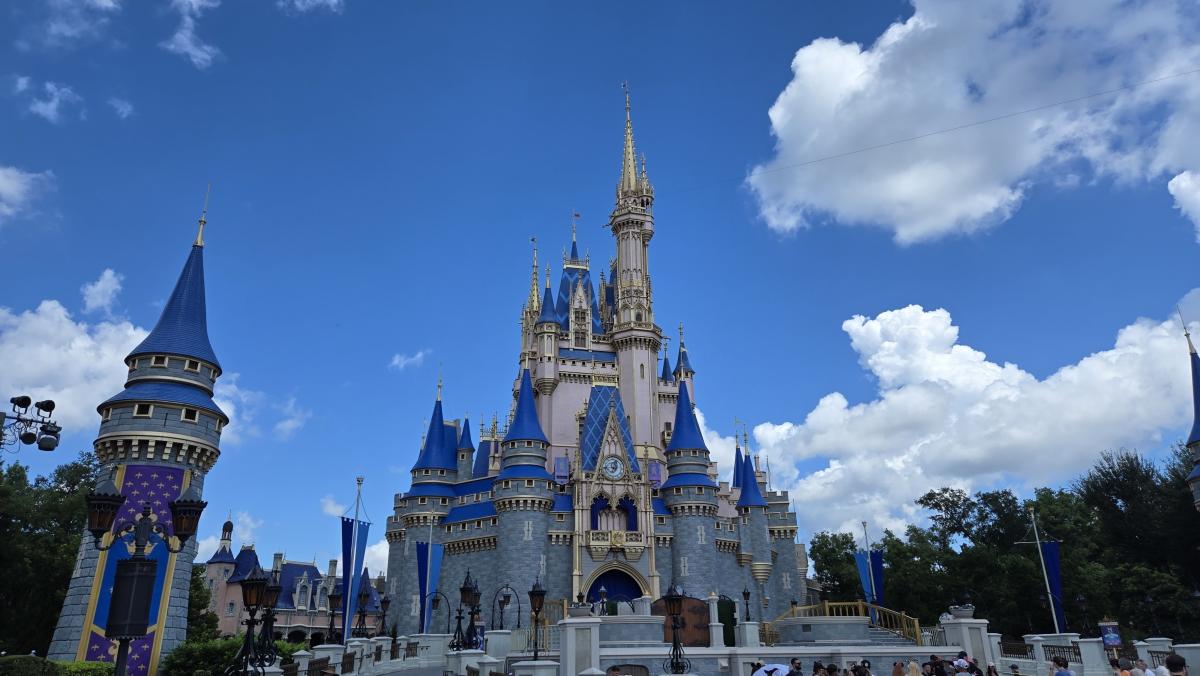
[618,83,638,196]
[529,236,540,309]
[436,371,443,401]
[545,265,551,289]
[679,322,685,343]
[195,183,211,247]
[571,210,579,242]
[1180,306,1196,355]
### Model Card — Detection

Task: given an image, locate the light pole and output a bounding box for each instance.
[450,573,470,651]
[491,585,522,630]
[223,565,268,676]
[662,583,690,675]
[326,585,342,645]
[1,395,61,452]
[85,471,206,676]
[354,585,370,638]
[528,578,546,661]
[252,570,282,668]
[742,587,751,622]
[598,585,608,616]
[378,595,391,636]
[423,591,453,635]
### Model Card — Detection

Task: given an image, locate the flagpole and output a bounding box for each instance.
[862,521,877,605]
[1029,506,1061,633]
[347,476,364,640]
[426,517,434,633]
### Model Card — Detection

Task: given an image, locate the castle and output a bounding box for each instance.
[384,93,804,636]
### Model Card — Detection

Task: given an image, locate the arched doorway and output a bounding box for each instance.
[586,568,642,603]
[287,629,307,644]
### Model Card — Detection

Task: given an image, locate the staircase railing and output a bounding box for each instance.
[773,601,923,645]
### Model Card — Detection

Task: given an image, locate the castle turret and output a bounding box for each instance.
[737,442,772,614]
[535,270,560,434]
[660,384,717,595]
[50,211,228,668]
[732,443,744,490]
[495,369,555,598]
[457,417,476,478]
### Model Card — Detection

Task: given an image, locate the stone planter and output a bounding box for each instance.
[949,604,976,619]
[568,604,594,618]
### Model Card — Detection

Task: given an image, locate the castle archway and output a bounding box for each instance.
[584,567,645,603]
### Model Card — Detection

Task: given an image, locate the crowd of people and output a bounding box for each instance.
[743,651,1189,676]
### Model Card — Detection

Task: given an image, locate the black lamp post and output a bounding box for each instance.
[468,576,483,649]
[528,578,546,661]
[1,395,61,452]
[741,587,751,622]
[327,586,343,645]
[86,471,205,676]
[253,570,282,668]
[492,584,522,630]
[662,583,690,675]
[354,585,370,637]
[379,595,391,636]
[450,573,470,650]
[224,564,269,675]
[424,591,453,635]
[598,585,609,616]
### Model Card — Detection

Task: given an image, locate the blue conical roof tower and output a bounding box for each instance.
[537,281,558,325]
[662,379,716,489]
[458,418,475,452]
[660,352,674,383]
[732,445,744,489]
[504,369,548,444]
[498,369,551,480]
[666,382,706,452]
[128,244,220,369]
[412,394,456,471]
[737,451,768,508]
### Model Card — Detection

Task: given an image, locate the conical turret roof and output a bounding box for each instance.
[504,369,548,444]
[128,245,220,367]
[666,384,706,452]
[737,452,767,508]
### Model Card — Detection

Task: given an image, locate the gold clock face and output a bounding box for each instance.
[601,456,625,480]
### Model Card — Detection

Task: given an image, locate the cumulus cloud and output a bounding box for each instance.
[81,269,124,315]
[106,97,133,119]
[28,81,83,124]
[194,534,219,562]
[362,538,389,576]
[277,0,344,12]
[213,374,263,444]
[752,302,1196,537]
[389,349,430,371]
[13,76,30,94]
[234,511,263,544]
[0,166,54,226]
[748,0,1200,244]
[160,0,221,69]
[274,397,311,439]
[16,0,121,50]
[321,495,347,517]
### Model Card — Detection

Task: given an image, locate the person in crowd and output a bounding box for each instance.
[893,662,906,676]
[1009,664,1023,676]
[1120,658,1135,676]
[861,659,874,676]
[752,660,765,674]
[931,655,948,676]
[922,663,935,676]
[1051,654,1076,676]
[606,667,622,676]
[1164,654,1186,676]
[790,659,805,676]
[908,660,922,676]
[814,661,828,676]
[1112,658,1123,676]
[986,664,999,676]
[1133,660,1151,676]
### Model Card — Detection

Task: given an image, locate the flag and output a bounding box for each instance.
[341,516,370,640]
[648,461,662,488]
[416,542,444,633]
[854,550,885,606]
[1041,541,1067,633]
[554,456,569,485]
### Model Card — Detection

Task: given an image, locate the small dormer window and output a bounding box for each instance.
[182,408,199,422]
[102,408,111,421]
[151,356,167,367]
[439,498,448,505]
[491,518,498,526]
[134,404,153,417]
[418,497,427,505]
[475,520,482,528]
[208,367,217,382]
[127,361,136,372]
[185,359,201,372]
[437,470,446,476]
[422,470,430,476]
[673,487,683,495]
[525,479,534,487]
[657,517,666,525]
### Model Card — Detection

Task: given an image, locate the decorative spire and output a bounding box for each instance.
[529,237,540,310]
[732,444,744,489]
[666,379,707,452]
[436,374,442,401]
[618,82,639,197]
[195,184,210,247]
[737,442,768,508]
[660,348,673,383]
[458,417,475,451]
[412,394,455,471]
[537,279,558,325]
[503,369,548,444]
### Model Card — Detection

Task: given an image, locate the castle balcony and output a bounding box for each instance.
[586,530,645,561]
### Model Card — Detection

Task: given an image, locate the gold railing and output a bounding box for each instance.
[773,601,923,645]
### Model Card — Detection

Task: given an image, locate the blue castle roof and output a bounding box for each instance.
[666,384,706,452]
[206,544,235,565]
[503,369,547,444]
[472,439,492,478]
[553,265,604,334]
[101,381,228,422]
[275,562,323,610]
[412,398,456,471]
[675,341,694,376]
[1189,339,1200,445]
[495,463,553,480]
[458,418,475,451]
[732,446,744,489]
[652,497,670,516]
[737,452,768,508]
[580,385,640,472]
[444,501,497,524]
[661,472,717,489]
[660,354,673,383]
[537,284,558,324]
[227,546,261,583]
[552,493,573,512]
[129,245,220,368]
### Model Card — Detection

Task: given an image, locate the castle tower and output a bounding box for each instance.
[736,444,772,615]
[674,324,696,399]
[457,417,476,478]
[494,370,555,597]
[660,384,718,594]
[49,216,228,670]
[534,270,560,436]
[610,88,662,449]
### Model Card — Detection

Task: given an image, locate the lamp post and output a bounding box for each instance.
[252,570,282,668]
[662,583,690,675]
[528,578,546,662]
[491,585,522,630]
[450,573,469,651]
[1,395,61,453]
[327,586,342,645]
[467,575,482,649]
[598,585,608,616]
[741,587,751,622]
[223,565,269,676]
[85,471,205,676]
[354,585,370,637]
[423,591,453,635]
[379,595,391,636]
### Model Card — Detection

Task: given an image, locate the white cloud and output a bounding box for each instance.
[389,349,430,371]
[194,534,219,563]
[106,97,133,119]
[13,76,30,94]
[273,397,311,439]
[213,373,264,444]
[0,299,145,431]
[160,0,221,69]
[28,81,83,124]
[0,166,54,226]
[1168,171,1200,240]
[19,0,121,50]
[277,0,344,12]
[748,0,1200,244]
[321,495,347,517]
[753,301,1196,538]
[362,538,388,576]
[81,269,124,315]
[234,511,262,544]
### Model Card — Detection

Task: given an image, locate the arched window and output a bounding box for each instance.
[617,496,638,531]
[226,601,235,616]
[590,495,611,530]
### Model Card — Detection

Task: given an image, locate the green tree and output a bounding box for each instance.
[808,531,860,600]
[187,565,220,643]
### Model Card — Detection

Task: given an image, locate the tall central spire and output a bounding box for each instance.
[619,83,638,196]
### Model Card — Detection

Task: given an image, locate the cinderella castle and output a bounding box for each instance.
[384,92,803,635]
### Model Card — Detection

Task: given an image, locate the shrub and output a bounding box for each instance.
[58,662,115,675]
[0,655,62,675]
[158,636,241,676]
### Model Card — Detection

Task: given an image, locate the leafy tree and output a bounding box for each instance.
[187,565,220,643]
[808,531,861,600]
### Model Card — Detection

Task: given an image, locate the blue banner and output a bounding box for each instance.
[869,549,885,607]
[554,456,570,485]
[416,541,444,633]
[854,550,884,607]
[1041,541,1067,632]
[341,517,370,640]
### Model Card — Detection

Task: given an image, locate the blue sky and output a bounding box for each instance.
[3,0,1200,570]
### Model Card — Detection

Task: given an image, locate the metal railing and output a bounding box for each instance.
[1044,645,1082,665]
[1149,651,1173,668]
[773,601,923,645]
[1000,642,1035,660]
[511,623,562,653]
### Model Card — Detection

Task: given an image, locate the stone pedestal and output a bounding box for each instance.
[418,633,451,662]
[313,642,346,667]
[1024,633,1080,647]
[707,593,726,648]
[1077,638,1110,676]
[292,649,313,673]
[1145,638,1174,654]
[1029,636,1047,666]
[478,654,502,674]
[511,659,559,676]
[1172,645,1200,670]
[944,618,991,660]
[561,617,602,676]
[736,621,760,648]
[486,629,513,659]
[447,648,486,675]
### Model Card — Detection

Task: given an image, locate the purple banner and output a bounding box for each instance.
[554,456,570,485]
[648,461,662,488]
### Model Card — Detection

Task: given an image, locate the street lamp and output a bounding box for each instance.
[86,471,205,676]
[0,395,62,453]
[468,576,482,649]
[662,583,690,675]
[598,585,608,616]
[253,569,282,668]
[379,595,391,636]
[450,572,471,650]
[354,585,370,637]
[224,565,268,675]
[741,587,751,622]
[423,591,453,635]
[528,578,546,661]
[327,585,343,645]
[492,584,522,630]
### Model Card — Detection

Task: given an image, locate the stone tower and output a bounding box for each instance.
[736,446,772,617]
[661,383,718,594]
[49,218,227,671]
